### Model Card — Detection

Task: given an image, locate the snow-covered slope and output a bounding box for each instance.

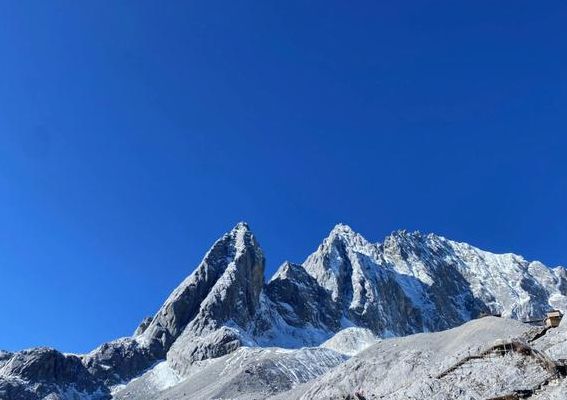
[320,327,380,356]
[114,347,346,400]
[292,317,556,399]
[2,222,567,400]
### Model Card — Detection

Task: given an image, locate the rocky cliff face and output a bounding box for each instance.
[165,222,265,372]
[2,222,566,399]
[82,222,265,384]
[270,224,566,341]
[141,222,264,347]
[0,348,109,400]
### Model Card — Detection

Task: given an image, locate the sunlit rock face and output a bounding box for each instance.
[3,222,566,399]
[269,224,565,341]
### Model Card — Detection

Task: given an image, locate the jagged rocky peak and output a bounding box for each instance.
[293,225,567,337]
[324,223,374,251]
[328,222,356,237]
[302,223,378,301]
[141,221,263,348]
[383,228,422,244]
[157,222,266,369]
[381,229,443,258]
[85,222,266,384]
[186,221,265,332]
[380,230,453,278]
[268,261,303,283]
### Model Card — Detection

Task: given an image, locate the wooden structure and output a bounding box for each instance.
[544,310,563,328]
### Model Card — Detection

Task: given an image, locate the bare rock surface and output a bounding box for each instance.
[3,222,567,399]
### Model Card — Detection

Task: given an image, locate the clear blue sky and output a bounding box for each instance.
[1,1,566,353]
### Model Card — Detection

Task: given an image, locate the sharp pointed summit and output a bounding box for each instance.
[328,222,356,236]
[82,223,265,384]
[232,221,250,231]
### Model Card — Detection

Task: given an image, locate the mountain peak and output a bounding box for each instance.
[232,221,250,233]
[324,223,368,248]
[329,223,356,237]
[84,222,267,385]
[228,221,256,253]
[322,223,375,256]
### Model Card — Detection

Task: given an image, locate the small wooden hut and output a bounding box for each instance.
[544,310,563,328]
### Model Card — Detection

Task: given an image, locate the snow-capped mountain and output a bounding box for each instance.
[291,224,567,336]
[1,222,566,400]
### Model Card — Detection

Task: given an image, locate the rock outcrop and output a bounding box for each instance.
[0,348,109,400]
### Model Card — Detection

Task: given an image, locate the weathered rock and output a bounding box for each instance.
[266,262,341,332]
[0,348,109,400]
[168,327,242,375]
[166,222,265,369]
[82,222,264,383]
[82,338,161,386]
[0,350,13,368]
[133,316,154,336]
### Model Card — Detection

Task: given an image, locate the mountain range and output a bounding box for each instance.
[1,222,566,400]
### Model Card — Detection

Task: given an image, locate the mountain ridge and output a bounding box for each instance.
[1,222,566,400]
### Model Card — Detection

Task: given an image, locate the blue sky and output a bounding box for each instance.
[0,1,566,353]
